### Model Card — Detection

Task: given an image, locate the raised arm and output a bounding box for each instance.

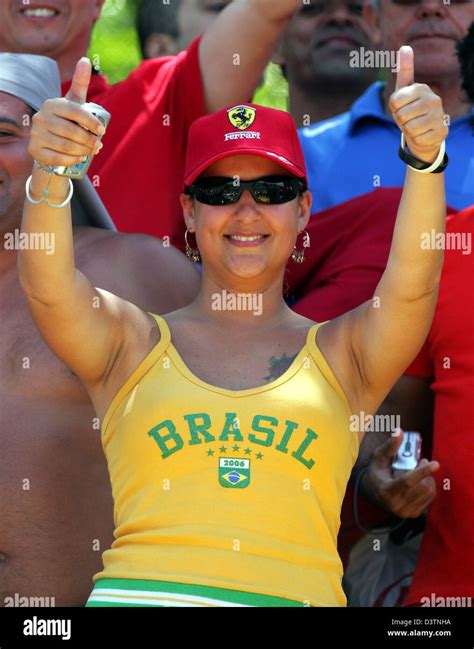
[199,0,300,112]
[323,47,448,419]
[17,59,146,388]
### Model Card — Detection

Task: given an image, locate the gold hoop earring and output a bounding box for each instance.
[185,229,201,263]
[291,229,310,264]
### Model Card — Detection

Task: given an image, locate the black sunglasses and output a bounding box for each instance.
[185,175,307,206]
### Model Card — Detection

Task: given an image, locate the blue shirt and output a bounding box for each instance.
[299,82,474,212]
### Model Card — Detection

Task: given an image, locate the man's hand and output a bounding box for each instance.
[362,432,440,518]
[390,46,448,164]
[28,58,104,168]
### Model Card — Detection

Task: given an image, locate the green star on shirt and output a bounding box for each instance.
[232,445,240,452]
[256,452,264,460]
[244,447,252,455]
[219,446,227,453]
[207,449,215,457]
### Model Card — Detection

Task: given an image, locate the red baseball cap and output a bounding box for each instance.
[184,103,308,187]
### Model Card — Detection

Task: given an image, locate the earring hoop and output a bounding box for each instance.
[185,229,201,263]
[291,229,310,264]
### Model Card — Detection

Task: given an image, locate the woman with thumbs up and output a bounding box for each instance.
[18,49,449,607]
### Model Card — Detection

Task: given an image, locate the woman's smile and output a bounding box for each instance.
[224,232,271,247]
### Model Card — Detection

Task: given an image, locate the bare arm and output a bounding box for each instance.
[17,59,148,387]
[323,48,448,418]
[199,0,300,112]
[348,166,445,413]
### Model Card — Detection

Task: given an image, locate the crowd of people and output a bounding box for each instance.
[0,0,473,609]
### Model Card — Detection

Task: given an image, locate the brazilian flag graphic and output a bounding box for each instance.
[219,458,250,489]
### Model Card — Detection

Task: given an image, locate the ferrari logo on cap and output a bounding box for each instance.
[228,105,256,131]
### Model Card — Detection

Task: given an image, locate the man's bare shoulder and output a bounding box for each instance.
[71,226,200,316]
[72,226,139,290]
[72,226,156,270]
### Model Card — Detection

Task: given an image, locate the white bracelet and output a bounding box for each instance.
[25,175,74,209]
[400,134,446,174]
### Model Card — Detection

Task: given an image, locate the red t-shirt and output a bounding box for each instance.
[61,38,205,252]
[404,206,474,605]
[285,188,458,566]
[286,188,402,318]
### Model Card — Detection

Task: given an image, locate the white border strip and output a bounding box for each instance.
[89,588,252,608]
[88,595,206,607]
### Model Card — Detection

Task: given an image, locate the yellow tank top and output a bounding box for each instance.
[95,313,358,606]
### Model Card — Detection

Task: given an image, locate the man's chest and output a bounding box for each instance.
[0,286,87,402]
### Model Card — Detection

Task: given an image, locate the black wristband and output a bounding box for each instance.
[398,142,449,174]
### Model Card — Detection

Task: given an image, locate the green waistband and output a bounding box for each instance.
[86,578,307,607]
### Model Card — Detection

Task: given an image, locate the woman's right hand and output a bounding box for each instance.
[28,57,105,168]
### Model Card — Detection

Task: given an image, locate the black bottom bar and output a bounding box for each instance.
[0,606,472,649]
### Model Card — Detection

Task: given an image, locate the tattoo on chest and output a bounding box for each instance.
[264,353,298,382]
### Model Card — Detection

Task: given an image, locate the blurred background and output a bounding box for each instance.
[87,0,288,109]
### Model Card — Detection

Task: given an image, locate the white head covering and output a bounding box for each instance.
[0,53,61,111]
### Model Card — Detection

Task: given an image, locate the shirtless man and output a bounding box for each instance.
[0,54,200,606]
